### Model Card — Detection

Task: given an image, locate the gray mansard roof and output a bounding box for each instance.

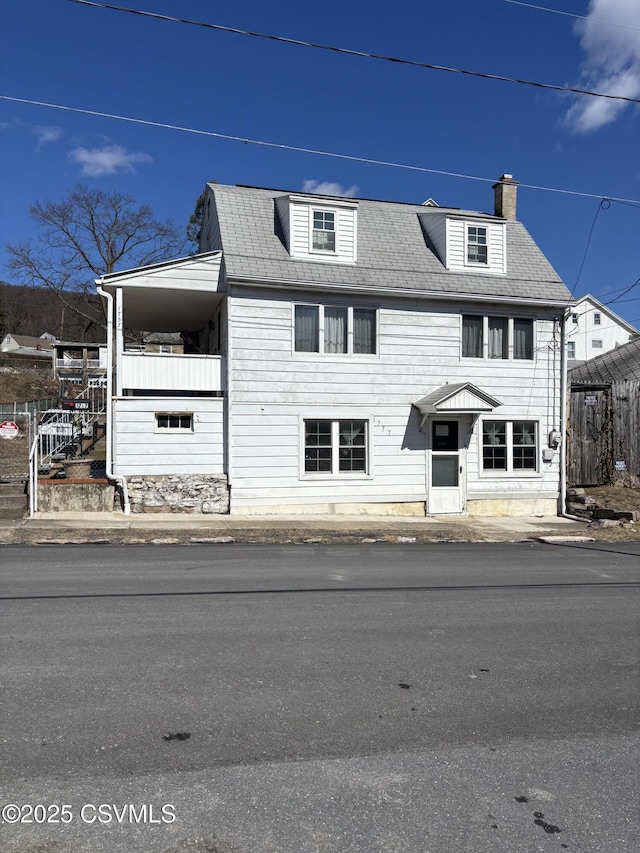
[203,183,571,306]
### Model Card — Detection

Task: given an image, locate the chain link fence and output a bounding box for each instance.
[0,410,33,481]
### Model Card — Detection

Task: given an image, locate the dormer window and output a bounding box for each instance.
[312,211,336,252]
[418,212,505,276]
[275,194,358,264]
[466,226,488,265]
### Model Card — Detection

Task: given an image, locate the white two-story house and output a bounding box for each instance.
[565,294,637,362]
[96,176,572,516]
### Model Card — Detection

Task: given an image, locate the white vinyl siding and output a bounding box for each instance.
[226,289,560,510]
[114,397,224,476]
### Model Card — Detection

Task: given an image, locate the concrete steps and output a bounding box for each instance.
[0,480,28,519]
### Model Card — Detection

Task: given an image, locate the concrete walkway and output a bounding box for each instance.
[0,511,601,545]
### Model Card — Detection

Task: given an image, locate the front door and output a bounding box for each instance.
[428,418,465,514]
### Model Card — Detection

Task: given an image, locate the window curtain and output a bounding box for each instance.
[295,306,319,352]
[488,317,507,359]
[325,307,347,353]
[353,309,376,354]
[339,421,365,446]
[514,319,533,359]
[462,316,482,358]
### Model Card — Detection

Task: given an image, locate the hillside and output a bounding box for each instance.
[0,281,104,342]
[0,366,59,405]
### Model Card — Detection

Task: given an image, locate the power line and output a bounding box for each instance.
[604,277,640,306]
[501,0,640,32]
[570,199,609,297]
[3,93,640,207]
[62,0,640,105]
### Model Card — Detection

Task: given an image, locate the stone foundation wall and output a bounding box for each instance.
[125,475,229,514]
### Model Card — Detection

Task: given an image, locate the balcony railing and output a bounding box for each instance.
[56,358,103,369]
[120,352,223,393]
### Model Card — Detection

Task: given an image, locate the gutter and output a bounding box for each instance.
[229,275,572,310]
[96,284,130,515]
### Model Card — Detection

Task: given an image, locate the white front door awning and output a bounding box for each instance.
[414,382,502,429]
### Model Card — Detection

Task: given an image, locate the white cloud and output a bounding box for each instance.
[0,118,21,131]
[566,0,640,133]
[68,144,152,176]
[302,180,360,197]
[33,125,63,145]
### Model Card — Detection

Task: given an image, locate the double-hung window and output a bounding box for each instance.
[462,315,534,360]
[294,305,376,354]
[466,226,488,265]
[312,210,336,252]
[482,420,538,473]
[304,419,368,475]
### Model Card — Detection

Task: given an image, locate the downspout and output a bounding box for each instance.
[559,307,585,522]
[226,283,233,505]
[96,284,130,514]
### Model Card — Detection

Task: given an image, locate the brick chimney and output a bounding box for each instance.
[493,174,518,220]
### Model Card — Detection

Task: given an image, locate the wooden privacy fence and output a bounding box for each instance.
[568,382,639,486]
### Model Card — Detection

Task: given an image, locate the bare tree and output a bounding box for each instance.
[6,184,186,332]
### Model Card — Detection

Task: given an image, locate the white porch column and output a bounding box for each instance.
[115,287,124,397]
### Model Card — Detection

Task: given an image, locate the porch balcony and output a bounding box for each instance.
[56,358,103,369]
[120,351,223,393]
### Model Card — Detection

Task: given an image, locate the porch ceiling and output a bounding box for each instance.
[119,287,223,332]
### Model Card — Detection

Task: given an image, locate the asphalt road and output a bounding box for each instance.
[1,542,639,853]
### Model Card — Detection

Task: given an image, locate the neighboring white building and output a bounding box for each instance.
[0,332,55,358]
[566,295,637,362]
[97,176,573,517]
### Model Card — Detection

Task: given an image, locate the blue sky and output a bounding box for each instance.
[1,0,639,323]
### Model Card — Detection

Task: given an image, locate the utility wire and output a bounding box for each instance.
[62,0,640,105]
[3,93,640,207]
[604,277,640,306]
[501,0,640,32]
[570,199,609,296]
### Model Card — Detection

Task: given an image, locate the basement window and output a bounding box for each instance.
[155,413,193,432]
